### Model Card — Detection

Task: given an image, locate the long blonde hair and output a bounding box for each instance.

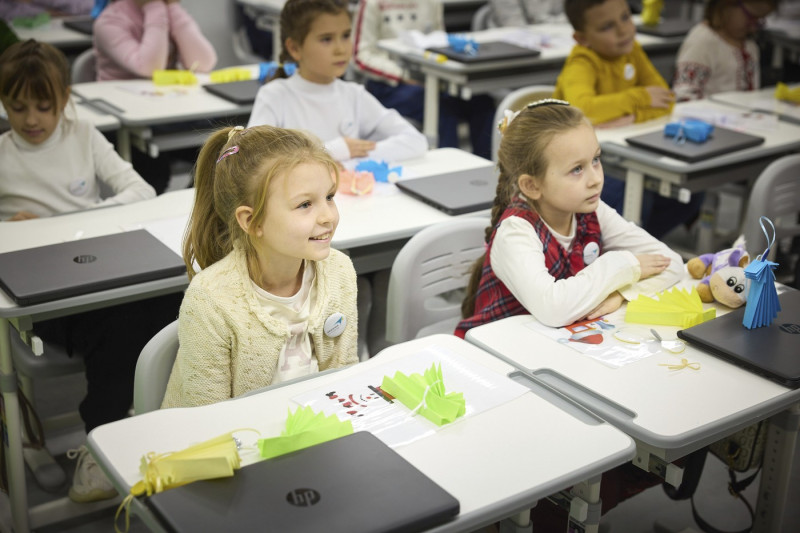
[461,103,588,318]
[185,125,339,280]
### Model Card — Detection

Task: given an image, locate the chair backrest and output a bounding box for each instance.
[471,4,493,31]
[133,320,179,415]
[71,48,97,83]
[491,84,556,161]
[386,217,490,344]
[741,154,800,261]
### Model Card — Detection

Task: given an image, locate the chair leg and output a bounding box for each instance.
[17,375,68,491]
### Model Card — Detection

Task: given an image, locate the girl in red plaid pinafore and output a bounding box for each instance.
[457,100,681,338]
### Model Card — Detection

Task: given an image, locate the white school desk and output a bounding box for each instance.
[377,23,682,146]
[88,334,636,533]
[71,74,256,161]
[595,99,800,226]
[11,17,92,51]
[0,147,490,533]
[709,86,800,126]
[464,292,800,532]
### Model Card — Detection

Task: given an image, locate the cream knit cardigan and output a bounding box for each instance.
[161,246,359,408]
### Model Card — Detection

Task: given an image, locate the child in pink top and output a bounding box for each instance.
[93,0,217,81]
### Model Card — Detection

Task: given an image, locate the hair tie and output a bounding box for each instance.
[227,126,244,141]
[216,145,239,163]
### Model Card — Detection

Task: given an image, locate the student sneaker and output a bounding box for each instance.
[66,445,117,503]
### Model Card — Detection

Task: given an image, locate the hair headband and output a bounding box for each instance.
[497,98,571,134]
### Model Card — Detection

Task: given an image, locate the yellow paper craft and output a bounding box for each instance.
[152,69,198,86]
[641,0,663,25]
[775,82,800,104]
[258,406,353,460]
[115,430,248,533]
[380,363,465,426]
[626,287,716,328]
[209,67,254,83]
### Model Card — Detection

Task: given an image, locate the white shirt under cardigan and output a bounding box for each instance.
[491,201,685,328]
[0,115,155,220]
[247,74,428,162]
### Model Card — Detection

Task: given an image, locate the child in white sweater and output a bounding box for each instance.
[247,0,427,164]
[0,39,180,503]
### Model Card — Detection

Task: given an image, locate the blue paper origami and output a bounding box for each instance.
[447,34,480,56]
[354,160,402,183]
[742,216,781,329]
[664,119,714,144]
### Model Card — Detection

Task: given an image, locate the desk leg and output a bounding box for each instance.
[753,402,800,533]
[117,128,132,162]
[424,73,440,148]
[571,476,602,533]
[621,169,645,225]
[0,317,31,533]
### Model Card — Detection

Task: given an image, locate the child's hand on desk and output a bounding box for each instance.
[586,291,624,320]
[8,211,39,222]
[646,86,675,109]
[595,115,635,129]
[345,137,377,159]
[636,253,671,279]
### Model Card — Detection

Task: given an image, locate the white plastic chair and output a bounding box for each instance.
[386,217,490,344]
[70,48,97,83]
[471,4,493,31]
[741,154,800,261]
[491,84,556,161]
[133,320,179,415]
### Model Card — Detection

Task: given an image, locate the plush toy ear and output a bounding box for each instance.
[708,266,749,308]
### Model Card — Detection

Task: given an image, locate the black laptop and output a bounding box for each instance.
[395,166,497,215]
[636,18,694,37]
[425,40,540,64]
[0,230,185,306]
[63,16,94,35]
[678,290,800,388]
[203,79,263,105]
[146,431,460,533]
[625,126,764,163]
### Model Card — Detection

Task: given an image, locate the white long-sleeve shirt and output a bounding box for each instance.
[247,74,428,162]
[0,116,155,220]
[490,201,684,327]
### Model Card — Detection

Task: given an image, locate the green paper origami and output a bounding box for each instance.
[381,363,465,426]
[258,406,353,460]
[13,13,50,29]
[625,287,716,328]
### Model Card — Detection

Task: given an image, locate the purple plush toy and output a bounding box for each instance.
[686,237,751,308]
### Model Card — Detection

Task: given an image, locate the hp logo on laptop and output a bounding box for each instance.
[779,323,800,334]
[73,255,97,264]
[286,488,321,507]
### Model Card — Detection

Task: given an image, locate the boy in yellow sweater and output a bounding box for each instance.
[554,0,673,127]
[553,0,702,239]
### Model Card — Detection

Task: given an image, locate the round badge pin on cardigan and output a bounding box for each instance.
[624,63,635,80]
[324,313,346,337]
[583,242,600,265]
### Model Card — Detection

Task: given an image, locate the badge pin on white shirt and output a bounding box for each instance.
[583,241,600,265]
[324,312,346,338]
[624,63,635,81]
[69,179,88,196]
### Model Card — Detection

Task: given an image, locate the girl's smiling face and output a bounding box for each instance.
[3,93,65,145]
